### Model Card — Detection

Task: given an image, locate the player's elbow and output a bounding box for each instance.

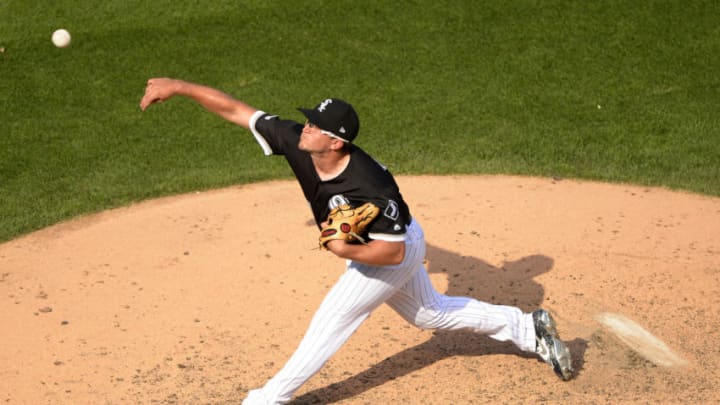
[227,104,257,129]
[331,240,405,266]
[384,241,406,265]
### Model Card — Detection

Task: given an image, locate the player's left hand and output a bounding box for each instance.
[318,202,380,250]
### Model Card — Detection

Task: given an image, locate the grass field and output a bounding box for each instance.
[1,1,719,242]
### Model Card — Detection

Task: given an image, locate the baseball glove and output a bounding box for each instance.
[319,202,380,249]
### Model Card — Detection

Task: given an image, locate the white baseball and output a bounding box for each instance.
[51,29,72,48]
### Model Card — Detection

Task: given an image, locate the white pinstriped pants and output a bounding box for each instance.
[243,220,536,404]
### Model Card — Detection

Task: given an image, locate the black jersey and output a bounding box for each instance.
[250,112,412,241]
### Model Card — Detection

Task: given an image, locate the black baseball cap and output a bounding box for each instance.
[298,98,360,142]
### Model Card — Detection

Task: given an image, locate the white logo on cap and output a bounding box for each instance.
[339,126,346,134]
[318,99,333,112]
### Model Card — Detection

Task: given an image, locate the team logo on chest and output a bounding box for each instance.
[328,194,350,210]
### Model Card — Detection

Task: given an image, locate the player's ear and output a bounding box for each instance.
[329,138,347,151]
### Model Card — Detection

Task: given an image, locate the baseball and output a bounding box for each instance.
[51,29,71,48]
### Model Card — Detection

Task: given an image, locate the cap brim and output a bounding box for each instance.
[297,108,321,125]
[297,107,353,143]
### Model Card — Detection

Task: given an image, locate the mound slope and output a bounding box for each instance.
[1,175,718,404]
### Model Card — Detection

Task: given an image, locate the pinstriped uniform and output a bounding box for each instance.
[243,112,537,404]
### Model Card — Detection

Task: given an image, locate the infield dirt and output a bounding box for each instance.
[1,175,719,404]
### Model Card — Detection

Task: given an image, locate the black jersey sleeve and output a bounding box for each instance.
[365,197,411,242]
[248,111,321,205]
[249,111,304,156]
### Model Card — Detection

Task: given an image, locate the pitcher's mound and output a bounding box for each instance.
[1,175,719,404]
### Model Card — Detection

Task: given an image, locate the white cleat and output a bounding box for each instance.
[533,309,574,381]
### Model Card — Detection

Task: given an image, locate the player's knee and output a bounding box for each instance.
[412,308,448,330]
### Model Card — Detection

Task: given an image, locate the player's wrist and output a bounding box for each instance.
[172,79,190,95]
[324,239,346,254]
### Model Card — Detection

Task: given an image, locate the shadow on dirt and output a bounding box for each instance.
[291,245,587,404]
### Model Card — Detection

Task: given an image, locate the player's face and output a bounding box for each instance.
[299,120,340,153]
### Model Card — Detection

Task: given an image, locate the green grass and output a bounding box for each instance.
[1,0,719,242]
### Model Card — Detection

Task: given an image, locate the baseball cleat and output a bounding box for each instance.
[533,309,574,381]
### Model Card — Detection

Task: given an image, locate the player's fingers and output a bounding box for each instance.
[139,78,164,110]
[139,94,151,110]
[139,93,160,111]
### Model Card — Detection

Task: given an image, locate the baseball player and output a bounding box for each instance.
[139,78,574,404]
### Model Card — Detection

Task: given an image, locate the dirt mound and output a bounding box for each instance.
[1,175,718,404]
